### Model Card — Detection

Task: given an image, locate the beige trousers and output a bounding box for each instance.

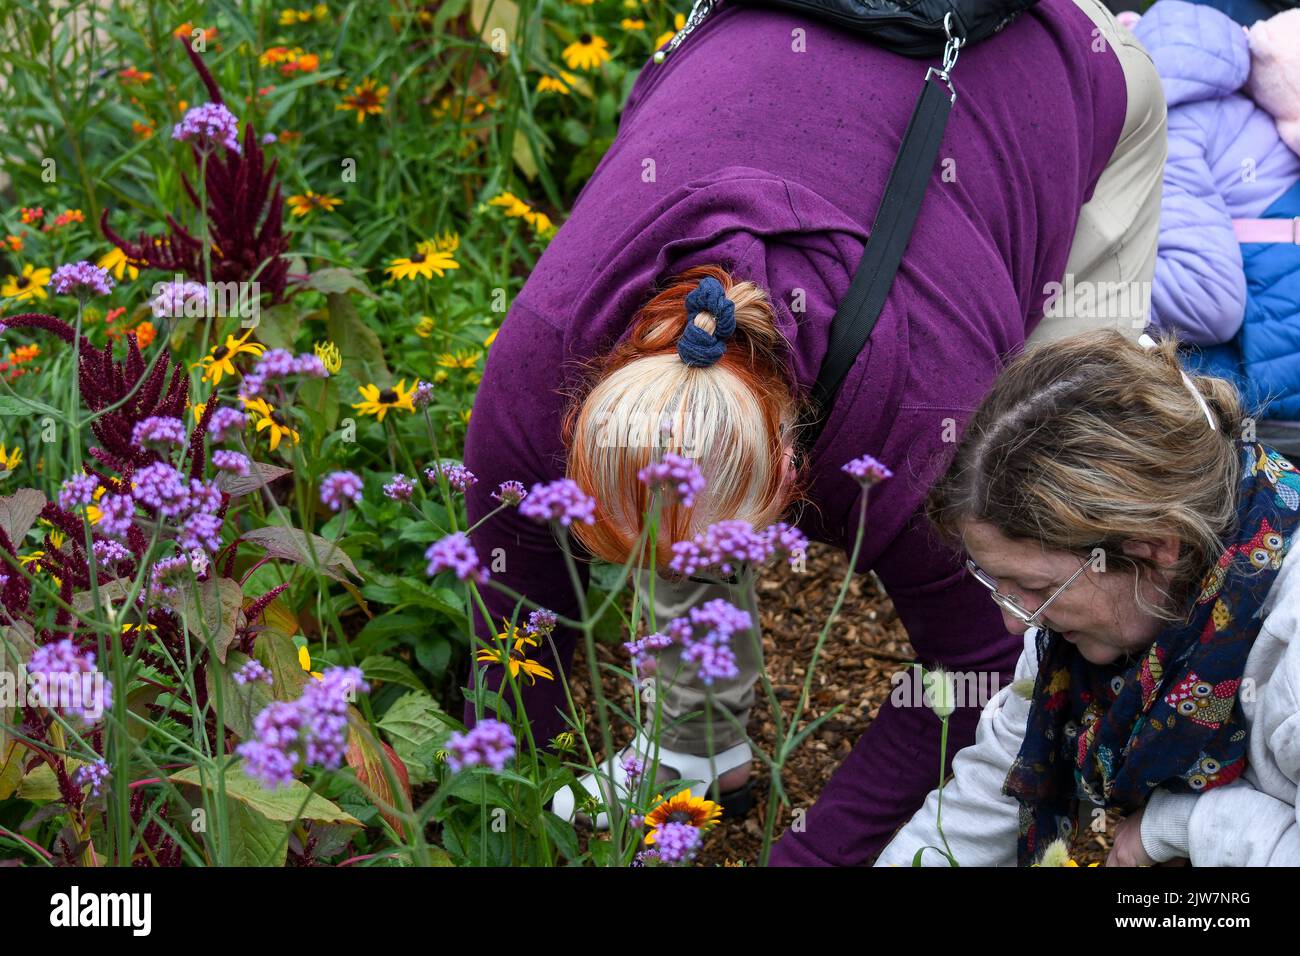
[632,568,761,753]
[634,0,1168,756]
[1025,0,1167,348]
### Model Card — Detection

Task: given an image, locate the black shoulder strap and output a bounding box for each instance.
[796,64,958,456]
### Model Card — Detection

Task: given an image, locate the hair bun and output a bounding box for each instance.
[677,276,736,367]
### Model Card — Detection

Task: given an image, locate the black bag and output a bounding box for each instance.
[655,0,1042,457]
[739,0,1037,56]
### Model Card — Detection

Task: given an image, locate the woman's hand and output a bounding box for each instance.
[1106,808,1156,867]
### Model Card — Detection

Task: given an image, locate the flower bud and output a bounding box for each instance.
[923,667,956,719]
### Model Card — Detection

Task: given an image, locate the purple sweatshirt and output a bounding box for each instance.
[461,0,1128,865]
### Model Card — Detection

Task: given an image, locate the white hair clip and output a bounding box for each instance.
[1138,333,1217,431]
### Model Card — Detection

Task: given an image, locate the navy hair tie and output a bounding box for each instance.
[677,276,736,368]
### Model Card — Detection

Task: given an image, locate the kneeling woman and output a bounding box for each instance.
[877,331,1300,867]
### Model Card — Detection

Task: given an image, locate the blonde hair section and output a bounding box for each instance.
[564,265,809,574]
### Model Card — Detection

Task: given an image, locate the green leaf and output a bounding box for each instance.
[169,762,362,825]
[376,692,453,786]
[325,292,389,386]
[297,267,376,298]
[217,462,292,498]
[225,799,290,867]
[0,489,47,544]
[168,575,243,663]
[209,650,276,741]
[0,394,62,420]
[359,655,427,694]
[256,629,311,702]
[242,525,361,583]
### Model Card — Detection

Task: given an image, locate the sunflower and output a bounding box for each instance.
[244,396,300,451]
[98,247,141,281]
[385,239,460,282]
[194,330,266,385]
[476,619,554,684]
[0,443,22,473]
[286,191,343,217]
[352,380,416,421]
[643,789,723,842]
[336,77,388,122]
[298,645,324,680]
[562,32,611,71]
[2,264,51,301]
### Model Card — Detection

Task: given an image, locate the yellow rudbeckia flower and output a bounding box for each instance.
[98,247,141,282]
[562,32,611,70]
[2,264,52,301]
[298,645,324,681]
[352,380,416,421]
[194,330,266,386]
[244,396,300,451]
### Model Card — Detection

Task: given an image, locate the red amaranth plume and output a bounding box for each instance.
[99,38,289,301]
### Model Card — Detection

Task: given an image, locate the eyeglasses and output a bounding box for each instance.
[965,552,1096,626]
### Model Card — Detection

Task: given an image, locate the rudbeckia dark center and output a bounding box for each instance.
[379,388,399,403]
[270,412,288,427]
[15,277,29,289]
[410,254,426,264]
[580,32,593,43]
[509,647,528,662]
[213,345,230,360]
[666,811,693,825]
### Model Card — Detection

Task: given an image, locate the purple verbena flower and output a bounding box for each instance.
[638,453,706,509]
[297,666,368,769]
[491,480,527,507]
[518,478,596,527]
[424,532,488,584]
[150,279,209,319]
[445,719,515,773]
[26,639,113,723]
[212,450,250,476]
[425,462,477,493]
[132,462,191,517]
[172,101,242,153]
[413,380,435,408]
[207,407,247,443]
[91,539,131,565]
[51,261,114,298]
[842,454,894,486]
[95,493,135,539]
[132,416,188,451]
[320,470,363,511]
[667,519,773,577]
[383,474,415,501]
[651,821,702,865]
[233,659,273,686]
[237,701,303,787]
[179,512,223,552]
[58,474,99,511]
[624,631,675,670]
[525,608,557,640]
[762,521,809,570]
[73,760,111,797]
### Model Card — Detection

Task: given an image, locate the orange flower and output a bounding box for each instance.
[118,66,153,85]
[3,235,23,252]
[131,120,156,139]
[47,209,85,229]
[20,207,42,225]
[130,322,157,348]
